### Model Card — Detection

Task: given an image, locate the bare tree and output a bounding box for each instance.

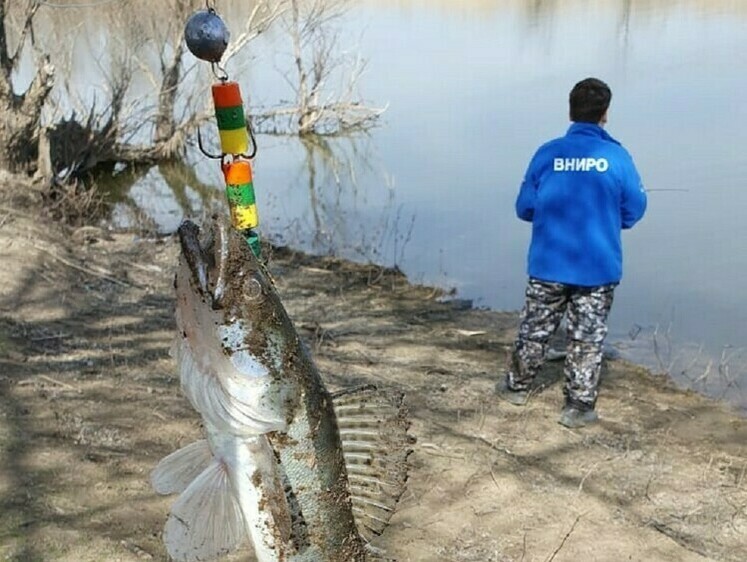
[30,0,283,181]
[0,0,54,175]
[97,0,286,164]
[0,0,378,185]
[254,0,384,136]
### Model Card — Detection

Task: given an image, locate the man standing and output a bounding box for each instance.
[498,78,647,428]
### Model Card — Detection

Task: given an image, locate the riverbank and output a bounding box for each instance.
[1,179,746,561]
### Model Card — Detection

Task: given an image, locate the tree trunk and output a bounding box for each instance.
[154,42,184,149]
[0,60,55,175]
[0,1,54,175]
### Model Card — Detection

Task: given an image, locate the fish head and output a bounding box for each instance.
[176,218,267,313]
[176,214,306,377]
[175,218,303,432]
[176,217,291,340]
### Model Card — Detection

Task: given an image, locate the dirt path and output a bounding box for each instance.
[1,182,746,562]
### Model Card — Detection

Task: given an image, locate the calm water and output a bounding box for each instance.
[78,1,747,405]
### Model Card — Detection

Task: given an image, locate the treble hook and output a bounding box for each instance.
[245,120,258,159]
[196,120,259,160]
[197,127,223,160]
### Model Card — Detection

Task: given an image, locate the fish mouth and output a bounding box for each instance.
[177,219,230,309]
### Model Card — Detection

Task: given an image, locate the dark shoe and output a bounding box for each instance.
[495,379,529,406]
[558,406,599,428]
[545,347,567,361]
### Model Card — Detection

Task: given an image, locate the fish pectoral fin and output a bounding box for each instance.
[174,334,287,434]
[163,459,250,562]
[151,439,212,495]
[332,385,414,542]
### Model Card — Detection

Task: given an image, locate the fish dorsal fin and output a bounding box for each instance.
[332,385,413,543]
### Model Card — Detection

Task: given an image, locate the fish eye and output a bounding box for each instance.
[243,276,263,301]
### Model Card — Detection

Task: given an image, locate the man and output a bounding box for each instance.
[498,77,647,428]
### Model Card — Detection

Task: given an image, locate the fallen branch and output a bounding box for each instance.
[17,374,78,392]
[119,259,162,274]
[647,519,711,558]
[29,332,70,342]
[546,515,582,562]
[0,205,37,220]
[489,463,501,490]
[578,455,619,492]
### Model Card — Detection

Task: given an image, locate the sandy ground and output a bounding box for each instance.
[1,180,746,562]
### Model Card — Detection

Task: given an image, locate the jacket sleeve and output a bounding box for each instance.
[515,154,540,222]
[620,151,647,229]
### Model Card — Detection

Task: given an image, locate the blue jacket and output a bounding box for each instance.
[516,122,647,286]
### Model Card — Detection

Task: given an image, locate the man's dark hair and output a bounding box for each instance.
[569,78,611,123]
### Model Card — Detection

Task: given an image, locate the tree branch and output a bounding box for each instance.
[0,0,7,61]
[21,53,54,113]
[222,0,288,66]
[10,0,41,69]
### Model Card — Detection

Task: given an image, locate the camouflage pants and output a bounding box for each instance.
[506,278,616,409]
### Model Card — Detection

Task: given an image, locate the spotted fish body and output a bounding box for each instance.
[151,219,411,561]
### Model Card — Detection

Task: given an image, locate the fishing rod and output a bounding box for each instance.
[184,1,262,258]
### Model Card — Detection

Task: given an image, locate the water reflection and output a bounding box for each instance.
[349,0,747,408]
[102,135,403,271]
[104,161,216,234]
[258,133,402,265]
[361,0,747,17]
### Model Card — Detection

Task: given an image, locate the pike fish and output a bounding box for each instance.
[151,219,411,562]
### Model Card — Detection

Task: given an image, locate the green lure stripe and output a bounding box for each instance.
[215,105,247,131]
[225,182,256,206]
[245,230,261,258]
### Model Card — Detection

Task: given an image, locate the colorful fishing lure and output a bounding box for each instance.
[185,5,262,258]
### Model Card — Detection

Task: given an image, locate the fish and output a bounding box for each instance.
[150,219,412,562]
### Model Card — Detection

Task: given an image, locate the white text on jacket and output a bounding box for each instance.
[553,158,609,172]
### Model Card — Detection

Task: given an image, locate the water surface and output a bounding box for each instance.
[257,0,747,404]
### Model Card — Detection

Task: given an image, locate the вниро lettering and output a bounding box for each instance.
[553,158,609,172]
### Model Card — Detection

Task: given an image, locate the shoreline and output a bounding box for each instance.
[265,240,747,417]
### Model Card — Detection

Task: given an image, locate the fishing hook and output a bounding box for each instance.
[197,126,223,160]
[196,121,259,160]
[245,120,258,159]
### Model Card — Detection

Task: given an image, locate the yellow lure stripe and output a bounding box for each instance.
[218,127,250,155]
[230,204,259,230]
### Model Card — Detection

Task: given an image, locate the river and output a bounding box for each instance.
[34,0,747,407]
